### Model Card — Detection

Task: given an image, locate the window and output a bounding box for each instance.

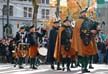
[46,0,49,4]
[42,0,45,4]
[46,9,49,19]
[3,5,7,15]
[41,9,49,19]
[24,7,27,17]
[10,6,13,16]
[37,0,49,4]
[23,7,32,17]
[42,9,45,18]
[28,8,32,17]
[37,0,41,4]
[3,5,13,16]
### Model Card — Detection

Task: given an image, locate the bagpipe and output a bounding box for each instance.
[63,25,72,51]
[80,17,99,46]
[75,0,100,46]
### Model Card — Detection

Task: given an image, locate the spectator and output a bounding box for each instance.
[105,37,108,64]
[101,32,106,42]
[97,38,106,64]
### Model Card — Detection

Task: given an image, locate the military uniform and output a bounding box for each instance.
[15,27,27,68]
[47,20,61,70]
[71,8,99,73]
[27,26,41,69]
[54,17,74,71]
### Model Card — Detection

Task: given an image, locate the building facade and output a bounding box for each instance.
[0,0,56,39]
[96,0,108,36]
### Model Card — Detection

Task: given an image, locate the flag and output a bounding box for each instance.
[97,0,105,4]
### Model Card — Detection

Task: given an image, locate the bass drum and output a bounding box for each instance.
[37,47,48,63]
[38,47,48,56]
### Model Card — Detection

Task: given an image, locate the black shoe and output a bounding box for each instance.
[89,66,94,69]
[57,67,62,70]
[85,69,90,72]
[32,66,37,69]
[19,66,24,69]
[67,68,71,72]
[14,64,16,67]
[82,69,90,73]
[62,68,65,71]
[51,65,55,70]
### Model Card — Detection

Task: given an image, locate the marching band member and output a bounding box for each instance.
[15,27,27,69]
[27,25,42,69]
[54,17,74,71]
[71,8,100,73]
[47,20,61,70]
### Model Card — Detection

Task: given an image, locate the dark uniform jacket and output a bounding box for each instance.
[47,27,59,63]
[27,32,41,46]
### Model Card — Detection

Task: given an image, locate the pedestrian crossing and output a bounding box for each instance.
[0,64,108,74]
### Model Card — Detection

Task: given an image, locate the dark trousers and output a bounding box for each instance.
[30,57,36,68]
[62,57,71,70]
[89,55,93,66]
[18,57,24,66]
[79,56,89,70]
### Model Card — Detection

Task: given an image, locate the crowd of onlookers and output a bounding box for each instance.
[0,37,15,63]
[96,32,108,64]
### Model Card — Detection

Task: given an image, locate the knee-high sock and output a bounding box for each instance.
[57,62,60,68]
[67,58,71,69]
[18,57,23,66]
[30,58,35,66]
[89,55,93,66]
[62,58,66,68]
[30,58,35,67]
[83,56,89,70]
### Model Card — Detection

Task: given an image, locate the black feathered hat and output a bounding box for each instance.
[29,25,35,30]
[63,16,71,23]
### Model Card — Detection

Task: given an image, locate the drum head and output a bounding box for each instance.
[38,47,48,56]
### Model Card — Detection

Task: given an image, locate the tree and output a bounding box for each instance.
[60,0,97,20]
[32,0,39,27]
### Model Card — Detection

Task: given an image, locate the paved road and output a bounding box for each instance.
[0,64,108,74]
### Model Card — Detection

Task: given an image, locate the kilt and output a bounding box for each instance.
[60,45,72,58]
[29,45,38,58]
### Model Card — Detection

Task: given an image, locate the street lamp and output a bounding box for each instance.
[7,0,10,26]
[2,7,4,38]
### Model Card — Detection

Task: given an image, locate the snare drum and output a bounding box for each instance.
[18,43,29,57]
[19,43,29,50]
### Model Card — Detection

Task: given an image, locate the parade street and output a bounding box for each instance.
[0,64,108,74]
